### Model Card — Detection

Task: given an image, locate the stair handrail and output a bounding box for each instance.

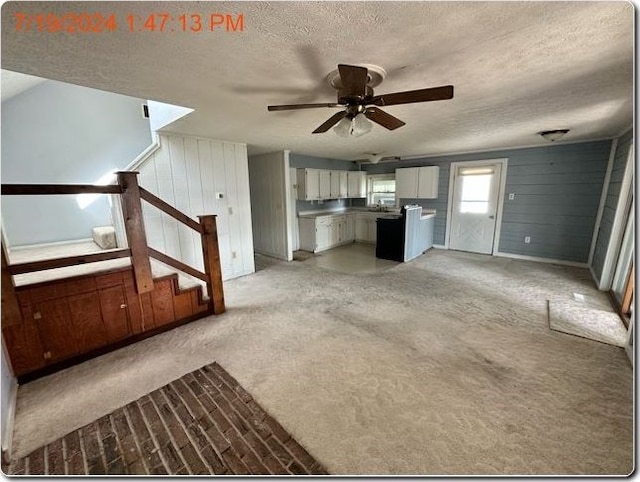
[1,171,225,315]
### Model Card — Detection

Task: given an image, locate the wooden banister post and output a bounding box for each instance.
[117,172,154,294]
[1,241,22,327]
[198,215,225,315]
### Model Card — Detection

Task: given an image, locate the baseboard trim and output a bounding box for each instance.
[494,251,588,268]
[10,238,93,251]
[589,265,604,290]
[254,249,288,261]
[1,376,19,463]
[432,244,447,249]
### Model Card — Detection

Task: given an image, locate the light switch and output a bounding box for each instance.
[508,193,515,200]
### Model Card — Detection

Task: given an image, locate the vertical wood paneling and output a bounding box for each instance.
[235,144,255,273]
[135,134,254,282]
[247,152,288,260]
[591,129,632,279]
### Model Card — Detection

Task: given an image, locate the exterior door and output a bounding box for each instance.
[449,163,502,254]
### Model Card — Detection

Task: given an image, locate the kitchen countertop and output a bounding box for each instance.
[298,207,435,219]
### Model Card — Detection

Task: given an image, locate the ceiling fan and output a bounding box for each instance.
[267,64,454,135]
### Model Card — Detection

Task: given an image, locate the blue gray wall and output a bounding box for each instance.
[365,140,612,263]
[1,80,152,246]
[591,129,633,280]
[290,153,361,213]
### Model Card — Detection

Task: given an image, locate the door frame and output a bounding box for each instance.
[444,158,508,255]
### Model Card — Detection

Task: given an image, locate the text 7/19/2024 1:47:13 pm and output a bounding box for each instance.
[13,12,245,33]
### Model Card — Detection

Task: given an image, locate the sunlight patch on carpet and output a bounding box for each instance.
[547,299,627,347]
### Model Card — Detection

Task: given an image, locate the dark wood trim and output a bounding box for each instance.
[1,242,22,328]
[7,249,131,276]
[199,215,225,315]
[139,188,202,233]
[16,310,213,384]
[621,264,634,315]
[1,184,121,195]
[148,247,208,282]
[117,172,154,294]
[607,290,630,329]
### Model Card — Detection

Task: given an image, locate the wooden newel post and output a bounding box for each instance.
[117,172,154,294]
[198,215,225,315]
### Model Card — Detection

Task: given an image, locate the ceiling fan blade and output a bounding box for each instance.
[338,64,369,97]
[268,103,342,111]
[364,107,406,130]
[312,111,348,134]
[370,85,454,106]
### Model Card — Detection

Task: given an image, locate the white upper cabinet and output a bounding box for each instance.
[339,171,349,198]
[298,168,366,200]
[330,170,342,198]
[417,166,439,198]
[395,166,439,199]
[347,171,366,198]
[297,168,320,200]
[319,170,331,199]
[395,167,419,199]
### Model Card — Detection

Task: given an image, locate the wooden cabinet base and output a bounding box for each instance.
[3,266,212,382]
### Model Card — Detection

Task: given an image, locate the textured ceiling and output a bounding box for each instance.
[1,1,633,160]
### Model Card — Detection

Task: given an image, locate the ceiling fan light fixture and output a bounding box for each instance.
[333,117,353,137]
[539,129,569,142]
[351,113,373,137]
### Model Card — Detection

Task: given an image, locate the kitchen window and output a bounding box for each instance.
[367,174,396,206]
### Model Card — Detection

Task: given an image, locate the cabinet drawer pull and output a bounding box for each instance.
[120,304,127,309]
[33,312,42,320]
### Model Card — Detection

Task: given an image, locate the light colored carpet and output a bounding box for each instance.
[548,299,628,347]
[9,248,633,475]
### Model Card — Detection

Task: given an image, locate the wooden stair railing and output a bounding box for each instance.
[1,171,225,314]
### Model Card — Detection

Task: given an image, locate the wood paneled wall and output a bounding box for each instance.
[248,151,291,260]
[136,134,255,284]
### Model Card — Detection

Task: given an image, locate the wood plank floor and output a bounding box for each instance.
[6,362,328,475]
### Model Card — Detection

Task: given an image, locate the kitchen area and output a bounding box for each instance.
[294,164,438,270]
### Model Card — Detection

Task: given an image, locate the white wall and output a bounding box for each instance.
[137,133,254,282]
[248,151,292,260]
[1,79,152,246]
[1,343,17,457]
[147,100,194,132]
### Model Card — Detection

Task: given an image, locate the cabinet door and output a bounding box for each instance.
[330,171,341,198]
[316,223,331,251]
[68,291,108,352]
[355,216,368,241]
[417,166,439,198]
[319,170,331,199]
[3,321,45,375]
[99,286,131,342]
[299,169,320,200]
[347,171,365,198]
[395,167,419,200]
[34,298,78,363]
[369,219,377,243]
[345,215,355,241]
[339,171,349,198]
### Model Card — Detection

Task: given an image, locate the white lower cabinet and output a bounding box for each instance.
[298,213,355,253]
[355,214,377,243]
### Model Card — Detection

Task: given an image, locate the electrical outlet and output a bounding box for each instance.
[228,206,233,215]
[508,193,515,200]
[524,236,531,244]
[216,192,224,199]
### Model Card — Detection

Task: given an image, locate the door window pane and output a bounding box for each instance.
[459,174,491,214]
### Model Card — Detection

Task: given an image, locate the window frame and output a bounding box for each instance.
[366,173,396,207]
